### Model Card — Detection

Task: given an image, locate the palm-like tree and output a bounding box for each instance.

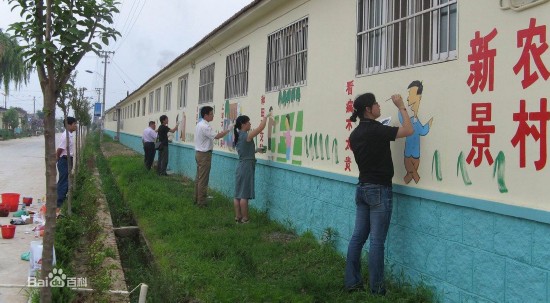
[0,29,31,94]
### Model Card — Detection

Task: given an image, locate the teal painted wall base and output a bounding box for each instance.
[105,130,550,302]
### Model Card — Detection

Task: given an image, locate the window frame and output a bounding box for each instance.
[164,82,172,112]
[178,74,189,109]
[198,63,215,104]
[148,91,154,114]
[155,88,161,112]
[265,17,309,92]
[356,0,457,76]
[225,46,250,99]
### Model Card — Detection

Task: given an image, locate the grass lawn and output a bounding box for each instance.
[98,139,433,303]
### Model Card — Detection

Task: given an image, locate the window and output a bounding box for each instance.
[142,97,146,116]
[199,63,215,104]
[225,46,249,99]
[155,88,161,112]
[137,101,140,117]
[148,92,154,113]
[356,0,457,75]
[266,18,308,92]
[178,74,189,108]
[164,82,172,111]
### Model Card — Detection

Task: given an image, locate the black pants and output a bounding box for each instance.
[143,142,156,170]
[157,145,169,175]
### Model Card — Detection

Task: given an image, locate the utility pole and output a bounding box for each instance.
[33,97,36,114]
[99,50,114,139]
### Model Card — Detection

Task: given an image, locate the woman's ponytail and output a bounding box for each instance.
[233,115,251,146]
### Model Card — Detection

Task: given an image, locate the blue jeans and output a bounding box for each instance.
[344,183,392,294]
[56,157,72,208]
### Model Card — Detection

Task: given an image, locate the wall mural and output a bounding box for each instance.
[398,80,434,184]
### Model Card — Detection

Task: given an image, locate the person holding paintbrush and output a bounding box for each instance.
[157,114,178,176]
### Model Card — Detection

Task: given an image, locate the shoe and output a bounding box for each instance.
[240,218,249,224]
[347,284,365,293]
[370,288,386,296]
[235,217,241,223]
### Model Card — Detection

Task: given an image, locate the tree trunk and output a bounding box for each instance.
[40,86,58,303]
[64,113,73,217]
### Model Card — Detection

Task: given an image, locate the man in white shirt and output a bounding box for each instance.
[56,116,77,211]
[194,106,231,207]
[142,121,157,170]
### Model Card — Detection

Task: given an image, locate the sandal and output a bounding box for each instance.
[240,218,249,224]
[235,217,242,223]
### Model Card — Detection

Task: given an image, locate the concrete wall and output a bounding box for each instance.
[106,130,550,302]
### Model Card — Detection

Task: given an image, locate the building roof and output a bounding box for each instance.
[107,0,265,113]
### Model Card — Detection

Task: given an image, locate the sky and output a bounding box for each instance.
[0,0,253,115]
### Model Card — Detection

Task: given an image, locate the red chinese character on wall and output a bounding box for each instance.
[466,103,495,167]
[467,28,498,94]
[346,100,354,114]
[511,98,550,170]
[345,137,351,151]
[346,81,354,95]
[345,119,353,131]
[261,108,265,117]
[261,95,266,105]
[260,132,264,143]
[513,18,550,89]
[344,156,352,172]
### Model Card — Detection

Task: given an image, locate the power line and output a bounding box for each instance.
[114,0,147,52]
[112,60,138,87]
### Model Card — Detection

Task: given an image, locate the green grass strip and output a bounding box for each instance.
[100,142,434,302]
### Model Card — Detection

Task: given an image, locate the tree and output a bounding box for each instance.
[2,107,19,133]
[0,29,31,94]
[36,109,45,120]
[7,1,120,301]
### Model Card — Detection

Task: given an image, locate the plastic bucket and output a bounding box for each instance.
[1,193,20,212]
[23,197,33,206]
[1,225,16,239]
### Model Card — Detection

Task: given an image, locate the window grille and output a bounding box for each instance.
[164,82,172,111]
[225,46,249,99]
[142,97,146,116]
[148,92,154,113]
[155,88,161,112]
[178,74,189,108]
[266,18,308,92]
[356,0,457,75]
[199,63,215,104]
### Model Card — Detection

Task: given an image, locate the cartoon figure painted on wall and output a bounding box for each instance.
[178,112,186,142]
[398,80,433,184]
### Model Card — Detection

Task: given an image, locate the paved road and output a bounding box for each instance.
[0,136,47,303]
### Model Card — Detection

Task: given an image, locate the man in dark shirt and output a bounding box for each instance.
[157,115,178,176]
[344,92,413,295]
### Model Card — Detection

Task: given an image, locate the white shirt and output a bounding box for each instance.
[142,127,157,143]
[194,119,216,152]
[57,130,75,157]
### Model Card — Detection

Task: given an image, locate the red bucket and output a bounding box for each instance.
[1,193,20,212]
[23,197,33,206]
[1,225,16,239]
